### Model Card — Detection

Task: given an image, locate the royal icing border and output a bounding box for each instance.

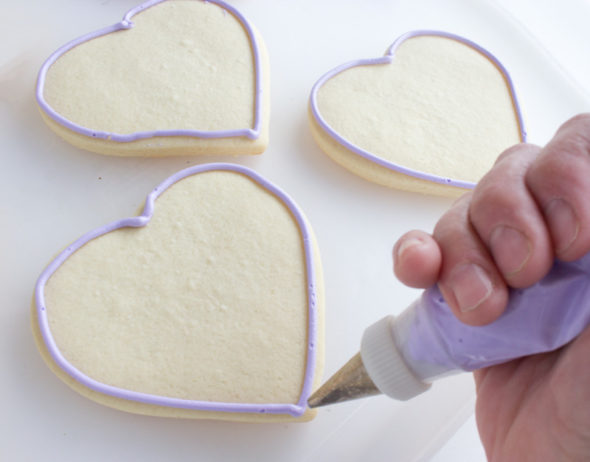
[34,163,318,418]
[36,0,263,142]
[309,30,527,190]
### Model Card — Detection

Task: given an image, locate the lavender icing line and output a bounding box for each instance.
[36,0,263,142]
[309,30,527,190]
[34,163,318,417]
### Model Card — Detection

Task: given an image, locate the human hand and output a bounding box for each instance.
[393,114,590,461]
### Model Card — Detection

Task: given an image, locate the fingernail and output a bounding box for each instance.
[448,264,493,312]
[396,237,424,261]
[489,226,531,276]
[545,199,579,254]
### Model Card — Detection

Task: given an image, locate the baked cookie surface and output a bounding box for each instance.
[36,0,269,156]
[309,30,525,196]
[33,163,323,422]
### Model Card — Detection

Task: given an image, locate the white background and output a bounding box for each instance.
[1,0,589,461]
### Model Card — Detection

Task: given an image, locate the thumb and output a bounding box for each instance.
[393,230,442,289]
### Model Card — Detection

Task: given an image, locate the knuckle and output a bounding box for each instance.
[554,134,590,161]
[433,195,470,242]
[527,142,590,195]
[493,142,538,165]
[526,114,590,202]
[494,143,541,167]
[470,174,519,224]
[471,144,539,222]
[545,113,590,164]
[558,112,590,137]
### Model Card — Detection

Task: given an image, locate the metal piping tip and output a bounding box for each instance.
[308,352,382,409]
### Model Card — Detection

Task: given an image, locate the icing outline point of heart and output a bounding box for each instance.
[309,30,527,189]
[34,163,318,418]
[36,0,264,142]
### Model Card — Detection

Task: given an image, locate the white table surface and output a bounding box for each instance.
[1,1,589,461]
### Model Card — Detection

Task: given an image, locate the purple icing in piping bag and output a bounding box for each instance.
[360,254,590,400]
[36,0,263,142]
[309,30,527,190]
[34,163,318,417]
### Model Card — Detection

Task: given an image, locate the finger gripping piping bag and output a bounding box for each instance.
[309,253,590,406]
[365,254,590,399]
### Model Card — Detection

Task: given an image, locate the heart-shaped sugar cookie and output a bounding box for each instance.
[32,163,323,422]
[36,0,269,157]
[309,30,526,196]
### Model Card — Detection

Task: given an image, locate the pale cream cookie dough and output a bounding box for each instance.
[309,31,525,197]
[36,0,270,157]
[32,164,324,422]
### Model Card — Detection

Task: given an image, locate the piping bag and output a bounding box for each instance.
[308,253,590,408]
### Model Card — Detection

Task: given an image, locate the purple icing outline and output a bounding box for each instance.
[309,30,527,189]
[34,163,318,418]
[36,0,263,142]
